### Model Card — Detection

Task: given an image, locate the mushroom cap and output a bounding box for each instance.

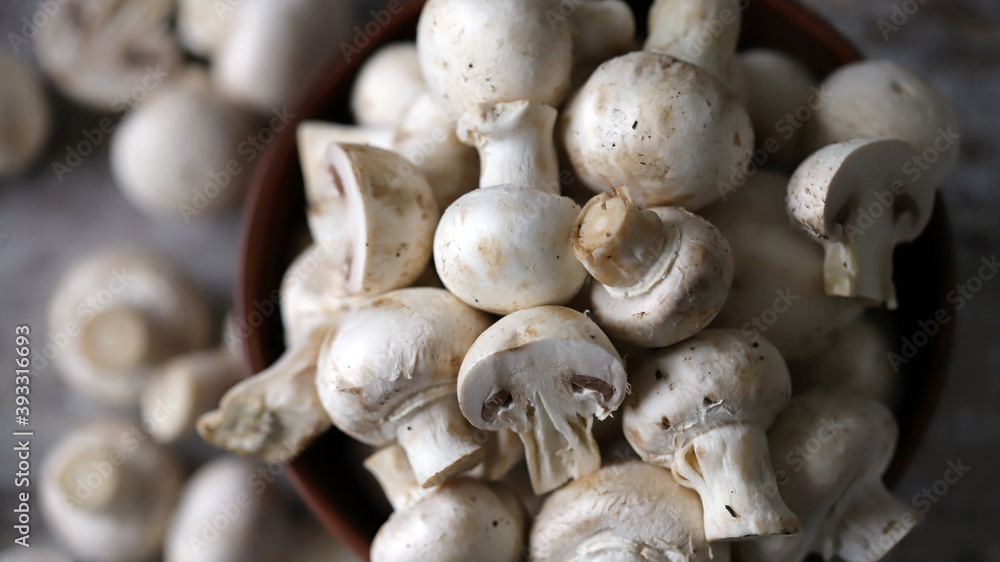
[306,143,440,296]
[417,0,574,112]
[788,138,936,245]
[297,120,395,195]
[164,458,268,562]
[0,51,51,176]
[434,186,587,314]
[177,0,238,57]
[351,42,427,127]
[568,0,636,80]
[110,71,256,218]
[280,244,365,348]
[809,60,959,186]
[588,206,734,347]
[459,306,627,430]
[316,288,492,444]
[41,420,182,562]
[561,51,753,210]
[530,461,728,562]
[371,478,525,562]
[622,329,790,465]
[729,49,815,168]
[392,92,480,208]
[703,171,866,361]
[48,250,212,406]
[35,0,182,112]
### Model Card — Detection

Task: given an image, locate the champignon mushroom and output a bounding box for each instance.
[278,244,366,347]
[41,420,182,562]
[808,59,959,188]
[351,43,427,127]
[572,185,734,347]
[736,391,920,562]
[371,477,526,562]
[34,0,182,112]
[110,70,258,219]
[787,138,937,308]
[728,49,816,169]
[417,0,574,113]
[458,306,628,494]
[212,0,350,113]
[297,120,394,194]
[392,92,480,208]
[788,316,901,407]
[316,288,493,487]
[197,324,332,463]
[644,0,741,77]
[300,143,439,296]
[622,329,800,540]
[702,170,866,362]
[530,461,730,562]
[141,344,244,443]
[567,0,636,85]
[164,457,277,562]
[0,51,51,177]
[365,444,437,511]
[48,250,212,407]
[561,51,754,210]
[176,0,241,58]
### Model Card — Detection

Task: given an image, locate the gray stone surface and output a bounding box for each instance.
[1,0,997,560]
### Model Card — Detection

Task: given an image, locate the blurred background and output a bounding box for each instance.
[1,0,997,560]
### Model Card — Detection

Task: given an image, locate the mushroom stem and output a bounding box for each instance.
[519,393,601,495]
[56,446,125,512]
[363,445,434,511]
[457,100,560,192]
[573,186,675,289]
[822,211,898,308]
[142,348,244,443]
[673,424,800,541]
[396,397,487,488]
[80,306,157,370]
[820,474,921,562]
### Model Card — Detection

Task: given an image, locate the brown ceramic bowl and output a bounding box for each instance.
[236,0,955,559]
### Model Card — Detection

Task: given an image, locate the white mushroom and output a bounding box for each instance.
[198,325,332,463]
[301,143,439,296]
[141,345,244,443]
[561,51,754,210]
[622,329,800,540]
[808,59,960,188]
[176,0,241,58]
[365,444,437,512]
[371,477,526,562]
[417,0,574,113]
[787,138,937,308]
[729,49,817,168]
[458,306,628,494]
[736,391,920,562]
[316,288,493,487]
[296,120,395,197]
[703,170,866,362]
[278,244,366,348]
[48,250,212,407]
[530,461,730,562]
[164,457,277,562]
[351,43,427,127]
[34,0,180,111]
[644,0,742,77]
[110,70,258,219]
[573,185,734,347]
[392,92,480,208]
[41,420,182,562]
[788,316,901,407]
[213,0,351,113]
[0,546,72,562]
[567,0,636,84]
[0,51,51,177]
